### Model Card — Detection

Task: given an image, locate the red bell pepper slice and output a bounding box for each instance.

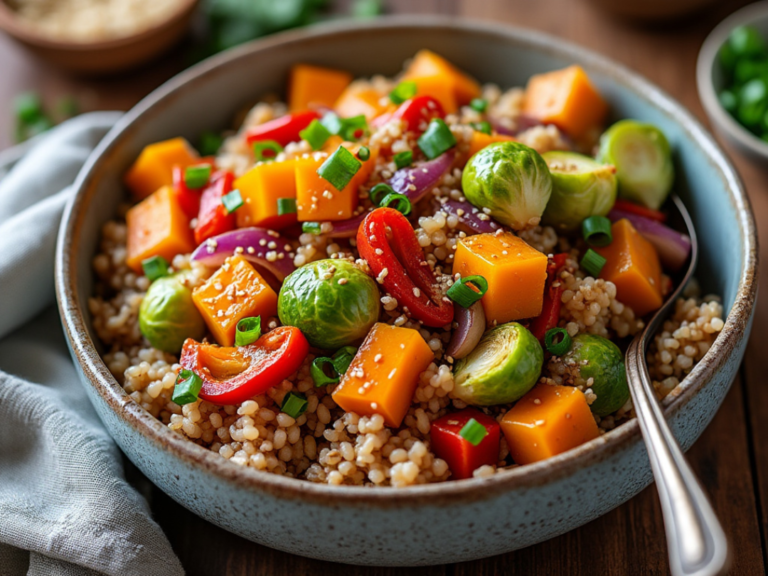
[245,110,321,147]
[179,327,309,405]
[431,408,500,480]
[612,199,667,223]
[370,95,445,134]
[529,253,569,344]
[357,207,454,327]
[194,170,236,246]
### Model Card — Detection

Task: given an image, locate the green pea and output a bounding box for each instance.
[729,26,766,59]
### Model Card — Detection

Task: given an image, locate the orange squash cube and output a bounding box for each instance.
[412,75,458,114]
[235,160,297,230]
[467,131,516,159]
[596,218,663,317]
[335,84,390,120]
[192,256,278,346]
[126,186,195,273]
[332,323,434,427]
[501,384,599,465]
[402,49,481,105]
[453,231,548,325]
[124,138,199,199]
[289,64,353,112]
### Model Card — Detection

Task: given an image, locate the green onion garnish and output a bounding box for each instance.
[459,418,488,446]
[184,165,211,189]
[302,222,322,235]
[472,121,492,135]
[300,119,331,151]
[311,357,340,387]
[544,328,572,356]
[235,316,261,347]
[222,189,243,214]
[446,275,488,308]
[379,192,412,215]
[171,369,203,406]
[281,392,308,418]
[340,115,368,141]
[581,248,607,278]
[253,140,283,162]
[582,216,613,247]
[389,80,418,105]
[332,346,357,375]
[141,256,169,282]
[198,130,224,156]
[470,98,488,113]
[369,183,394,206]
[317,146,362,191]
[321,112,344,135]
[277,198,297,215]
[14,92,43,124]
[418,118,457,160]
[394,150,413,169]
[357,146,371,161]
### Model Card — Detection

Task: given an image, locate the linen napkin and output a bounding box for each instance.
[0,114,184,576]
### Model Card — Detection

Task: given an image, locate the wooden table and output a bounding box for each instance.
[2,0,767,573]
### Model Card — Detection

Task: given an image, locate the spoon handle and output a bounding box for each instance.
[626,337,729,576]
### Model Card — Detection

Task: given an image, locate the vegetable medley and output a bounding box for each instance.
[91,51,724,486]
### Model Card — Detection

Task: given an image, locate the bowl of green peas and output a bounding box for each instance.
[697,1,768,160]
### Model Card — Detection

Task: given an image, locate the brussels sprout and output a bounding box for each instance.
[453,322,543,406]
[565,334,629,416]
[278,259,379,350]
[596,120,674,211]
[139,273,206,353]
[462,141,553,230]
[541,151,617,232]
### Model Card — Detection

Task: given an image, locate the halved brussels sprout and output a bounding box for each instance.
[139,273,206,353]
[278,259,379,350]
[462,141,553,231]
[596,120,674,211]
[453,322,543,406]
[541,151,617,232]
[566,334,629,416]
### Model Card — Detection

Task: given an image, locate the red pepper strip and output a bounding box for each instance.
[529,253,570,344]
[172,163,207,220]
[194,171,236,245]
[431,408,500,480]
[370,95,445,134]
[357,207,454,327]
[612,199,667,223]
[245,110,321,147]
[179,327,309,405]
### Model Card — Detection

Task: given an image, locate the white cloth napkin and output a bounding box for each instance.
[0,114,184,576]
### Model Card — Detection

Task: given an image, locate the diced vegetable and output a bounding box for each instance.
[245,110,321,148]
[126,185,195,273]
[192,255,279,346]
[235,317,262,347]
[529,253,569,343]
[334,83,391,120]
[466,131,516,159]
[281,391,308,418]
[582,215,613,247]
[194,171,237,246]
[402,49,482,105]
[171,369,203,406]
[453,231,548,325]
[389,81,418,105]
[431,409,500,480]
[580,248,606,278]
[418,118,457,159]
[234,160,298,230]
[608,207,691,272]
[411,75,458,114]
[331,323,434,427]
[384,95,445,134]
[522,65,608,140]
[446,275,488,308]
[124,138,200,199]
[452,322,543,406]
[565,334,629,416]
[595,218,663,316]
[253,140,283,162]
[289,64,353,111]
[139,273,206,353]
[500,384,600,465]
[141,255,169,282]
[318,145,362,190]
[544,328,571,356]
[172,163,209,220]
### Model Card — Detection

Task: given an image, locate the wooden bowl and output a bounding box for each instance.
[0,0,199,74]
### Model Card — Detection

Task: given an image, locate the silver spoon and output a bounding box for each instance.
[625,194,729,576]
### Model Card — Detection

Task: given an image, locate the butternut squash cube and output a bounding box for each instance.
[124,138,199,199]
[334,83,390,120]
[501,384,599,465]
[412,75,458,114]
[332,323,434,427]
[192,256,278,347]
[402,49,481,105]
[453,231,548,325]
[289,64,353,112]
[235,160,297,230]
[126,186,195,273]
[467,131,516,159]
[596,218,663,317]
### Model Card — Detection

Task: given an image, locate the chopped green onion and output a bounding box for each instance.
[379,192,412,215]
[311,357,340,387]
[14,92,43,124]
[222,189,243,213]
[320,112,344,135]
[446,275,488,308]
[253,140,283,161]
[141,256,169,282]
[418,118,457,159]
[544,328,572,356]
[302,222,323,235]
[580,248,607,278]
[317,146,362,190]
[459,418,488,446]
[300,119,331,151]
[277,198,297,215]
[582,216,613,247]
[472,121,492,135]
[184,165,211,189]
[281,392,308,418]
[235,316,261,347]
[171,369,203,406]
[369,183,394,206]
[198,130,223,156]
[332,346,357,375]
[357,146,371,161]
[340,115,368,141]
[389,80,418,104]
[470,98,488,113]
[394,150,413,169]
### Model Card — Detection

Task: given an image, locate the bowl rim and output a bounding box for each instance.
[56,15,758,507]
[697,0,768,157]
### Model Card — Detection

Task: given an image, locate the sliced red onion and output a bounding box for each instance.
[389,150,456,203]
[318,211,370,239]
[446,301,486,359]
[440,199,502,235]
[609,209,692,272]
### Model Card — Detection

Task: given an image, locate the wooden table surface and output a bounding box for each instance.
[2,0,767,574]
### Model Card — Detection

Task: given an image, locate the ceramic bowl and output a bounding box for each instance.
[55,17,757,566]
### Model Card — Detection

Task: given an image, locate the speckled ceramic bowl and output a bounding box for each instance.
[55,17,757,566]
